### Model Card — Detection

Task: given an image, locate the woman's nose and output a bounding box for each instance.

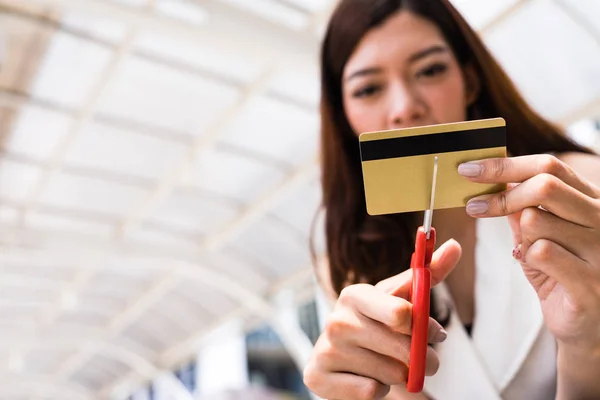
[387,85,426,129]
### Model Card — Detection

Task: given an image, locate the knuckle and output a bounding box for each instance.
[391,363,408,383]
[490,158,507,179]
[324,314,351,341]
[495,191,509,215]
[536,173,560,198]
[338,284,367,307]
[338,285,356,306]
[538,154,562,175]
[389,301,410,328]
[520,207,541,233]
[357,379,384,400]
[302,362,320,391]
[527,239,554,263]
[313,339,337,367]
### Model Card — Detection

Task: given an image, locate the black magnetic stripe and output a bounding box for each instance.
[359,126,506,161]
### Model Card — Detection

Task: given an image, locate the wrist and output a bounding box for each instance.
[557,342,600,400]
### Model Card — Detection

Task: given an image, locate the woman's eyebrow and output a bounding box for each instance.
[345,67,383,83]
[408,44,449,63]
[344,45,449,83]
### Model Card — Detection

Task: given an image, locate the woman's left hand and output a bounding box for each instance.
[457,154,600,351]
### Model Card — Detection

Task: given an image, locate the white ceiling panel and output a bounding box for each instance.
[0,206,18,224]
[124,225,199,251]
[108,0,147,7]
[56,308,112,328]
[218,95,318,166]
[101,261,163,284]
[166,292,215,322]
[95,55,241,135]
[77,292,129,316]
[155,0,209,26]
[37,173,149,217]
[0,273,57,290]
[0,286,56,303]
[225,216,310,278]
[220,0,310,30]
[449,0,522,30]
[85,272,149,301]
[0,159,41,202]
[150,191,238,235]
[192,147,287,203]
[71,369,105,391]
[24,212,113,238]
[64,121,187,180]
[133,311,188,342]
[28,32,112,109]
[60,10,128,43]
[562,0,600,37]
[133,30,266,84]
[283,0,334,13]
[44,323,99,339]
[0,262,75,282]
[484,0,600,119]
[176,280,238,316]
[269,177,321,236]
[109,336,156,360]
[121,325,168,352]
[150,300,206,334]
[201,252,272,293]
[267,66,320,108]
[0,301,49,316]
[88,354,130,378]
[25,350,72,375]
[4,106,71,160]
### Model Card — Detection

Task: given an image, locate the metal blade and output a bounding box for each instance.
[423,156,439,239]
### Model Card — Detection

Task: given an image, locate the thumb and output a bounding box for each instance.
[375,238,462,298]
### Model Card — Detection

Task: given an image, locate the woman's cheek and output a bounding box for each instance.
[424,84,468,123]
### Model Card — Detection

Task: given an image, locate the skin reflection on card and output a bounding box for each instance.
[359,118,507,215]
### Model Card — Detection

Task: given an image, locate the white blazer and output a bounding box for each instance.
[423,216,557,400]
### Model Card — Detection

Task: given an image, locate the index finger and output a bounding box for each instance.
[337,284,445,340]
[375,239,462,297]
[458,154,598,198]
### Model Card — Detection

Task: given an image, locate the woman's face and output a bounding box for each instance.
[342,10,477,134]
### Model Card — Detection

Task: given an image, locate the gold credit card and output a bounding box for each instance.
[359,118,507,215]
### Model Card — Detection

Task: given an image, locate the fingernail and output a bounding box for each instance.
[458,162,482,177]
[434,328,447,342]
[512,244,522,260]
[466,200,488,215]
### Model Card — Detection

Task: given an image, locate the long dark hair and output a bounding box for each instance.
[311,0,593,321]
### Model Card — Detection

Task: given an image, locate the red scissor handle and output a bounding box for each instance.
[407,226,436,393]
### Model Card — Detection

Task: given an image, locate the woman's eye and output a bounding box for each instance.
[352,85,381,98]
[417,63,448,79]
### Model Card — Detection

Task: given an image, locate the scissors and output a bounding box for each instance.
[406,156,439,393]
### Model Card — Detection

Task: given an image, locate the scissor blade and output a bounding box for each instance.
[423,156,439,239]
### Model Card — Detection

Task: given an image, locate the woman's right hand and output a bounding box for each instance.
[303,239,462,400]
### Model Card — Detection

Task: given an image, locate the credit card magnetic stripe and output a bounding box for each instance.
[359,126,506,161]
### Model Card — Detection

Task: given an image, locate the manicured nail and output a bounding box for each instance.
[466,200,488,215]
[434,328,447,343]
[512,244,522,260]
[458,162,483,177]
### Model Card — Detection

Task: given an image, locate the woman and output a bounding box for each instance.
[303,0,600,399]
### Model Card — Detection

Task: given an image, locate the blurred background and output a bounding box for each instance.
[0,0,598,399]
